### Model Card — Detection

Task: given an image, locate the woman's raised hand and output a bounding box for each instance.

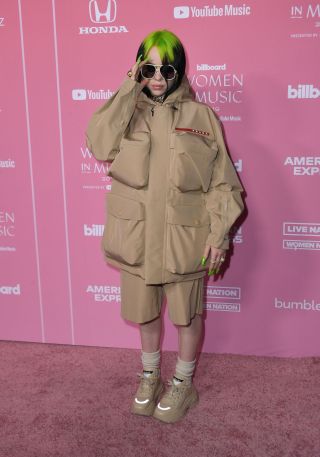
[128,54,149,86]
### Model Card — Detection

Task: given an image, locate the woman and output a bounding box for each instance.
[86,29,244,424]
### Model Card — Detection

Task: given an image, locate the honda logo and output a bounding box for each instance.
[89,0,117,23]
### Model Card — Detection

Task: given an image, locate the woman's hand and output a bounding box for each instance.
[201,245,226,276]
[127,54,149,87]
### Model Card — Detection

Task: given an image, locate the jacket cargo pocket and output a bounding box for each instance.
[107,132,150,189]
[170,131,218,193]
[103,193,145,266]
[166,204,210,275]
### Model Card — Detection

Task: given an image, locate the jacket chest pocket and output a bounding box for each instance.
[166,204,210,275]
[103,193,145,266]
[170,131,218,192]
[107,132,150,189]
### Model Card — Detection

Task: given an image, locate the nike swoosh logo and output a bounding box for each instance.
[157,402,171,411]
[135,398,149,404]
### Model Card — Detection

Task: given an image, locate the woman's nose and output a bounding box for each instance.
[153,68,164,80]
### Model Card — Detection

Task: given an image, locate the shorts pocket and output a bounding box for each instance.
[171,131,218,193]
[166,204,210,274]
[103,193,145,266]
[107,132,150,189]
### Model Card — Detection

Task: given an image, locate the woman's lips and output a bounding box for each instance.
[151,85,164,90]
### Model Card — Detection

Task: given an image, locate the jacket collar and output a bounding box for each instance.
[137,74,194,106]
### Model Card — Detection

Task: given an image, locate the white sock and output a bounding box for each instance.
[173,356,196,385]
[141,349,161,378]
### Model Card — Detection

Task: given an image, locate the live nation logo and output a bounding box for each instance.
[283,222,320,251]
[80,145,111,190]
[204,286,241,312]
[79,0,128,35]
[86,284,120,302]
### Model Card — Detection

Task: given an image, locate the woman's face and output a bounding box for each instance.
[142,46,177,97]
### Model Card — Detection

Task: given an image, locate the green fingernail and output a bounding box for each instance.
[201,256,206,266]
[208,269,215,276]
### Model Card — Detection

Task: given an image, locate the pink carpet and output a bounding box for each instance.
[0,340,319,457]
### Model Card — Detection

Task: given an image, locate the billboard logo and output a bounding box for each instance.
[89,0,116,23]
[174,6,190,18]
[0,284,21,295]
[197,64,227,71]
[0,17,4,27]
[84,224,104,236]
[288,84,320,99]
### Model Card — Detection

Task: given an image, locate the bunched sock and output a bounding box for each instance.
[141,348,161,378]
[173,356,196,385]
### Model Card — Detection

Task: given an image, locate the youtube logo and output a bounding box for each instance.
[72,89,87,100]
[174,6,190,18]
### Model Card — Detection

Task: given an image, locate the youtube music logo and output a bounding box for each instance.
[174,6,190,18]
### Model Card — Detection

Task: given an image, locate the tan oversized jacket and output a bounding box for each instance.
[85,74,244,285]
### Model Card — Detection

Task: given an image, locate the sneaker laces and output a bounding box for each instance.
[161,379,187,402]
[136,372,157,396]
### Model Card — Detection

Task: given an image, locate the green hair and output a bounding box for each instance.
[140,29,181,63]
[136,29,187,99]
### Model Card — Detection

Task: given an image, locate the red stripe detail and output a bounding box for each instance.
[175,127,210,136]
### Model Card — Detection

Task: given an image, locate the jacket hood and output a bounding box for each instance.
[137,74,195,106]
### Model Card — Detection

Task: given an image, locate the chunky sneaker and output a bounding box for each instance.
[131,368,165,416]
[152,377,199,423]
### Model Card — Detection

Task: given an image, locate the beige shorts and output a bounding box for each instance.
[120,269,204,325]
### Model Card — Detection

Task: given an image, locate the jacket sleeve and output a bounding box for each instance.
[85,77,145,162]
[203,107,245,250]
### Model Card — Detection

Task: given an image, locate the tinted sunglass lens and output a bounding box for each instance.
[141,64,155,79]
[161,65,175,79]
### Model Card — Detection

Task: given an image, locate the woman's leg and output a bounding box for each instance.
[139,315,162,352]
[177,313,203,361]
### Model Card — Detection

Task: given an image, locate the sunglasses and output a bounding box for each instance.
[140,64,177,81]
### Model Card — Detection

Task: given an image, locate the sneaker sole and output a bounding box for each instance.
[152,387,199,423]
[131,380,165,417]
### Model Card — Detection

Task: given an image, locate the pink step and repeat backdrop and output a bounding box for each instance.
[1,0,319,357]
